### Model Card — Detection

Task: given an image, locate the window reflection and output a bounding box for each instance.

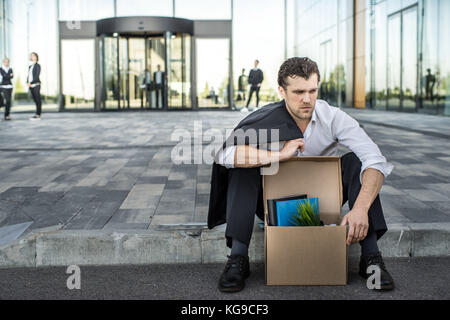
[116,0,173,16]
[102,36,119,109]
[196,39,230,108]
[61,39,95,110]
[166,32,191,109]
[59,0,114,21]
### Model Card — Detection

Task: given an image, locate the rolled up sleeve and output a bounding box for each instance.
[332,109,394,183]
[215,146,237,169]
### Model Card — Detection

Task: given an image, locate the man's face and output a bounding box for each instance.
[254,61,259,68]
[278,73,319,121]
[3,59,9,67]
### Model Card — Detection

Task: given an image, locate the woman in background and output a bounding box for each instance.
[27,52,42,120]
[0,57,14,120]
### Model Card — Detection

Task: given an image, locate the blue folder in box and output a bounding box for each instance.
[276,197,319,226]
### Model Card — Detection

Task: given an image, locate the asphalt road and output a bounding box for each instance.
[0,257,449,300]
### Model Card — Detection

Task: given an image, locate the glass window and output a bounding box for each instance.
[373,1,387,110]
[233,0,283,107]
[401,5,418,110]
[119,37,128,108]
[386,12,401,110]
[196,38,230,108]
[175,0,231,20]
[438,0,450,116]
[147,36,166,109]
[128,38,146,109]
[167,32,191,108]
[116,0,173,17]
[338,18,352,108]
[61,39,95,110]
[421,0,439,113]
[59,0,114,21]
[9,0,58,111]
[102,36,119,109]
[0,1,4,58]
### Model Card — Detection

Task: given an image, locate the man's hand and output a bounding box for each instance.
[27,83,31,87]
[340,207,369,245]
[279,138,304,162]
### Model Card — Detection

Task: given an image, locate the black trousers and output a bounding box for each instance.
[30,85,42,116]
[246,86,260,108]
[0,88,12,118]
[225,152,388,248]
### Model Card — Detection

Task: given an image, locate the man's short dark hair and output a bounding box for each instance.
[278,57,321,89]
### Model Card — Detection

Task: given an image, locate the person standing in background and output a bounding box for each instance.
[246,60,264,109]
[0,57,14,121]
[238,68,248,102]
[27,52,42,120]
[153,64,165,109]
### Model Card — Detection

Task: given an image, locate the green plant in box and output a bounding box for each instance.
[289,199,321,226]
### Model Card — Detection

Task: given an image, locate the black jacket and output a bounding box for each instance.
[0,67,13,86]
[27,63,41,85]
[207,100,303,229]
[248,68,264,87]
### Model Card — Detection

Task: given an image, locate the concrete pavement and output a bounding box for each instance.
[0,106,449,267]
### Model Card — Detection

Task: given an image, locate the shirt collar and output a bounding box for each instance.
[311,106,317,123]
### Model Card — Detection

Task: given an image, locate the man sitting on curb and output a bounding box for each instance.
[208,57,395,293]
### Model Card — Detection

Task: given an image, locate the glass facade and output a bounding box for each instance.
[61,39,95,110]
[3,0,232,112]
[196,38,230,108]
[293,0,353,108]
[289,0,450,116]
[5,0,59,111]
[59,0,115,21]
[3,0,448,115]
[0,0,13,59]
[166,32,191,109]
[116,0,173,17]
[367,0,450,115]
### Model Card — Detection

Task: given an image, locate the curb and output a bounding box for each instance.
[0,223,449,268]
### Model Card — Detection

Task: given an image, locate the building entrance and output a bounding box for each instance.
[59,17,232,111]
[101,32,190,110]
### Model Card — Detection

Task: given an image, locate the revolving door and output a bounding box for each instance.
[98,17,193,110]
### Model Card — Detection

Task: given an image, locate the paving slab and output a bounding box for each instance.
[0,109,449,266]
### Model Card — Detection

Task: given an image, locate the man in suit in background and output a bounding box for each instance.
[246,60,264,109]
[153,64,165,109]
[238,68,248,102]
[0,57,14,121]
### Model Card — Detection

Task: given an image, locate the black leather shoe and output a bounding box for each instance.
[359,251,395,291]
[218,254,250,293]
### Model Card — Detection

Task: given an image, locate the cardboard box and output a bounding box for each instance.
[263,156,348,285]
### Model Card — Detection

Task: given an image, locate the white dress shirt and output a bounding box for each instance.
[155,71,163,84]
[28,64,34,83]
[215,99,394,183]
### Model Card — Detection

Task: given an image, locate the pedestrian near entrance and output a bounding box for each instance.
[27,52,42,120]
[237,68,248,102]
[210,57,395,293]
[0,57,14,121]
[246,60,264,109]
[153,64,165,109]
